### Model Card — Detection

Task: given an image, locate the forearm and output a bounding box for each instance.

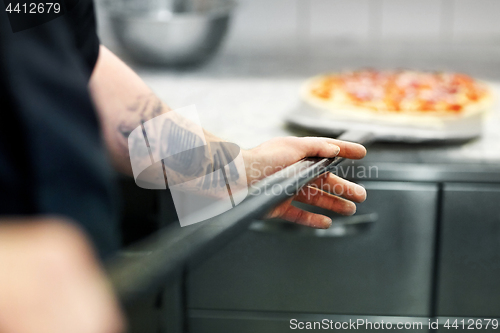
[89,46,168,175]
[89,46,222,176]
[87,46,368,228]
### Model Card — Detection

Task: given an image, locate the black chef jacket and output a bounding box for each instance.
[0,0,119,258]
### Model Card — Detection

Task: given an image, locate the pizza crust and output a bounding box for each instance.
[300,73,495,129]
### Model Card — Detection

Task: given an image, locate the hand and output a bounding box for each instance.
[0,218,125,333]
[243,137,367,229]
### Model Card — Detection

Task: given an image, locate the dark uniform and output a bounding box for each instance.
[0,0,119,258]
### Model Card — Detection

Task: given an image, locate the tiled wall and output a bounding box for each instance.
[225,0,500,45]
[95,0,500,63]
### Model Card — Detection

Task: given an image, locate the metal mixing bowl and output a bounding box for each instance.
[105,0,235,66]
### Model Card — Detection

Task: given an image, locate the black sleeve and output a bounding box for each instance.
[65,0,101,78]
[0,1,120,259]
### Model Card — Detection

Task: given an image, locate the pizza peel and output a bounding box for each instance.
[107,130,374,305]
[286,102,483,143]
[105,96,484,305]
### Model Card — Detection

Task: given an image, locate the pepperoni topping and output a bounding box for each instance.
[310,70,488,113]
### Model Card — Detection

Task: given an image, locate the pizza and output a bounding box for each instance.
[301,69,494,126]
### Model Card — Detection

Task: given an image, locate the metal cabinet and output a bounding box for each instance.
[186,182,438,331]
[437,183,500,317]
[189,312,430,333]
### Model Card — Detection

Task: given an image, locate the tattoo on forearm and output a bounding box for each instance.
[160,119,205,176]
[128,93,163,122]
[123,94,241,194]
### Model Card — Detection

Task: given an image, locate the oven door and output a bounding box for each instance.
[187,181,438,332]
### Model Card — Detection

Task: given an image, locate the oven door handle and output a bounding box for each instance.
[249,212,378,237]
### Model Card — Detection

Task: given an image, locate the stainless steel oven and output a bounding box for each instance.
[187,181,439,332]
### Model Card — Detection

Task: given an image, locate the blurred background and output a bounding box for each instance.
[94,0,500,148]
[96,0,500,76]
[96,1,500,332]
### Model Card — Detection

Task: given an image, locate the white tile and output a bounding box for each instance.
[452,0,500,39]
[439,0,455,40]
[368,0,384,40]
[221,0,301,55]
[309,0,371,40]
[228,0,299,40]
[381,0,442,39]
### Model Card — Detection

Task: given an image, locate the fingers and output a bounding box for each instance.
[309,172,367,203]
[275,205,333,229]
[326,138,367,160]
[288,137,341,159]
[294,186,357,216]
[286,136,366,160]
[265,179,363,228]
